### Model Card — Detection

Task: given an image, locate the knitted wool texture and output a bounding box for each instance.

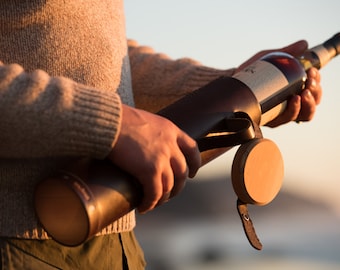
[0,0,234,239]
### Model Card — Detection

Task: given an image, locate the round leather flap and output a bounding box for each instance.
[231,138,284,205]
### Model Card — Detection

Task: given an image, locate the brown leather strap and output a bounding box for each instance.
[237,199,262,250]
[197,114,255,152]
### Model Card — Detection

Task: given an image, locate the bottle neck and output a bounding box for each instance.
[300,33,340,70]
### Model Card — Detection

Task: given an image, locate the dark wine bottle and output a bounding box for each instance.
[233,33,340,125]
[34,33,340,246]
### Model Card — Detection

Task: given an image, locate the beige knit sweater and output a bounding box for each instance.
[0,0,234,239]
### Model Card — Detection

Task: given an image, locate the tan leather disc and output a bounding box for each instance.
[231,138,284,206]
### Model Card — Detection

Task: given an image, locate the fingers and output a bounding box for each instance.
[169,157,189,199]
[266,95,301,128]
[138,131,201,214]
[137,160,172,214]
[305,68,322,105]
[266,67,322,127]
[295,68,321,122]
[237,40,309,72]
[111,107,201,214]
[137,153,189,214]
[266,89,316,128]
[178,133,201,178]
[295,89,316,121]
[168,133,201,199]
[281,40,308,58]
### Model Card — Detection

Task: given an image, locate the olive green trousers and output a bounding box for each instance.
[0,232,145,270]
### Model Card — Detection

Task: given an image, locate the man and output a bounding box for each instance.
[0,0,321,269]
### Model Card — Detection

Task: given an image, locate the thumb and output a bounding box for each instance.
[280,40,308,58]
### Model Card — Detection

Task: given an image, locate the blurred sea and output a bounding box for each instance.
[135,176,340,270]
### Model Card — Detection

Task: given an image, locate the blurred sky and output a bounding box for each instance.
[124,0,340,214]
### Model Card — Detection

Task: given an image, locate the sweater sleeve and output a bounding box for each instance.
[0,62,121,159]
[128,40,236,113]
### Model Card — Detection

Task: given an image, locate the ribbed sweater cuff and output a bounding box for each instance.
[57,82,122,159]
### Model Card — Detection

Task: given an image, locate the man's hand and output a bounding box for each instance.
[237,40,322,127]
[108,104,201,214]
[267,67,321,127]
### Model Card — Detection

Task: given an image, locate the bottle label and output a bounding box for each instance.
[233,60,289,105]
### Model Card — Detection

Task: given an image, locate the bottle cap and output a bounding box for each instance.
[34,174,94,246]
[231,138,284,205]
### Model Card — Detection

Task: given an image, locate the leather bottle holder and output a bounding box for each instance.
[35,76,284,248]
[35,31,340,247]
[35,112,283,249]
